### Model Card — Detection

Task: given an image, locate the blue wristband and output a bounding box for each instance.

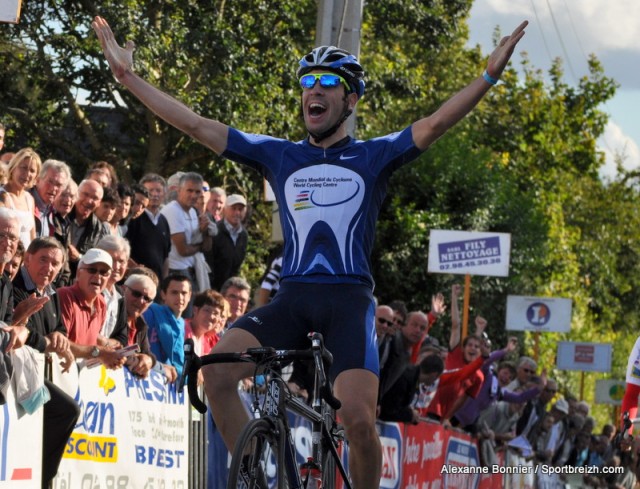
[482,69,498,86]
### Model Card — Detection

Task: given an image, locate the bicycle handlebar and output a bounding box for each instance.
[179,333,341,414]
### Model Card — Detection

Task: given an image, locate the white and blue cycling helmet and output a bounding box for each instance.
[297,45,366,99]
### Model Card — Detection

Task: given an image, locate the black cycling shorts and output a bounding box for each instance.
[230,281,379,380]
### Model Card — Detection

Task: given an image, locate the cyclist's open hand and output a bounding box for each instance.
[92,16,135,81]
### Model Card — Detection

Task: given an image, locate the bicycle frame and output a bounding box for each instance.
[181,333,353,489]
[261,374,351,488]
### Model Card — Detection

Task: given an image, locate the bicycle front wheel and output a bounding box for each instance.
[227,418,291,489]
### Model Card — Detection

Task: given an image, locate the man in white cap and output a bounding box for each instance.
[57,247,126,369]
[206,193,248,290]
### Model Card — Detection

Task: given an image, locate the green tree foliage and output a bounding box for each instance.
[1,0,317,284]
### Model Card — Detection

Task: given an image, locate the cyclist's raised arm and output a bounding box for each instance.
[91,16,229,156]
[411,20,527,151]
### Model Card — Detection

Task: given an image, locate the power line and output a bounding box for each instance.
[543,0,578,82]
[529,0,555,65]
[559,0,617,158]
[561,0,588,62]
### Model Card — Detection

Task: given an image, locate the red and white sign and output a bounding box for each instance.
[556,342,612,372]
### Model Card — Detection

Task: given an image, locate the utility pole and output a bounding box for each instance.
[270,0,364,243]
[314,0,364,137]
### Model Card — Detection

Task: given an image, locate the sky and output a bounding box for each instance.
[466,0,639,180]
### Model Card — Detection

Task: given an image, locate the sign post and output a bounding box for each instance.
[462,274,471,340]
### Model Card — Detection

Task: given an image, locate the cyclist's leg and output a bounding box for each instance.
[318,283,380,488]
[205,287,309,453]
[203,328,261,453]
[334,369,381,489]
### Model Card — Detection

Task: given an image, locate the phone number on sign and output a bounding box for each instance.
[439,257,501,271]
[53,474,187,488]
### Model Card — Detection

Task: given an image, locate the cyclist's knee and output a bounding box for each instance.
[340,404,377,441]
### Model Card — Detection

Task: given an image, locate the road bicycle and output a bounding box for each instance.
[181,332,353,489]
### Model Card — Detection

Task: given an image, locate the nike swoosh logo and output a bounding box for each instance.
[339,154,357,160]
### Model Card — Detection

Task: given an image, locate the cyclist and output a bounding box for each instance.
[92,17,527,487]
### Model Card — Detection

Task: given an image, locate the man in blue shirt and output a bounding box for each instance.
[143,272,192,383]
[93,17,527,487]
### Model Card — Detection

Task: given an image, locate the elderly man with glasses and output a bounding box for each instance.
[57,248,125,369]
[507,356,538,391]
[374,305,395,370]
[122,272,158,378]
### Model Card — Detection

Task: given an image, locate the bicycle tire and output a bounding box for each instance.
[227,418,291,489]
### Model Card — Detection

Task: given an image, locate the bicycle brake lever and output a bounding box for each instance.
[181,338,207,413]
[178,339,195,391]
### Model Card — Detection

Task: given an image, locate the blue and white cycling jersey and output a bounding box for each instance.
[223,125,422,288]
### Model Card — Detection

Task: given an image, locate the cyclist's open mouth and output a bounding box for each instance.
[309,102,327,118]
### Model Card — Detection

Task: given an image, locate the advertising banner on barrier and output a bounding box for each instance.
[0,354,44,488]
[402,422,445,488]
[402,422,504,489]
[379,422,402,489]
[54,365,189,488]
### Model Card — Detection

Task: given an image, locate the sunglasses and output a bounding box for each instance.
[299,73,350,91]
[128,287,154,304]
[377,317,394,327]
[80,266,111,277]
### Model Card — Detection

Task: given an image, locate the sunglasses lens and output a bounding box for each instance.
[320,74,341,87]
[130,289,151,303]
[300,75,316,89]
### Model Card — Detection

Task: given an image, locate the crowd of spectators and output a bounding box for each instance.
[366,283,640,488]
[0,136,250,487]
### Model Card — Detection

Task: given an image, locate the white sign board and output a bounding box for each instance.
[428,230,511,277]
[0,0,21,23]
[55,365,189,488]
[505,296,573,332]
[595,379,625,405]
[556,342,612,373]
